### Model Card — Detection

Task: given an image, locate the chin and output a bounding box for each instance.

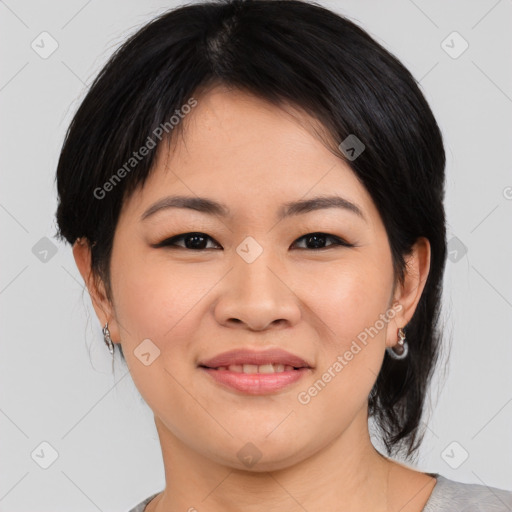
[209,431,315,473]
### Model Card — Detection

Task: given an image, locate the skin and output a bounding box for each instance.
[74,85,435,511]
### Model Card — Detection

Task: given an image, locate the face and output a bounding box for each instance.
[77,86,428,471]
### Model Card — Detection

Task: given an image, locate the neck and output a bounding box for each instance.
[150,407,398,512]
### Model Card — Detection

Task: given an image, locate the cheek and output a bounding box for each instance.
[109,255,213,418]
[293,266,392,423]
[300,258,394,345]
[112,257,216,344]
[296,256,394,406]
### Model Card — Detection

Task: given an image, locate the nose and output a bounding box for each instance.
[212,249,302,332]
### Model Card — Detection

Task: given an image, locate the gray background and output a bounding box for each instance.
[1,0,511,510]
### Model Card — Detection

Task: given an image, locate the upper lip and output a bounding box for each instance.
[198,348,312,369]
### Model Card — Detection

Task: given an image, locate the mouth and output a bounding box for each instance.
[204,363,300,373]
[197,348,312,395]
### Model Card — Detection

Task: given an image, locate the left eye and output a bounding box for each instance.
[293,233,353,250]
[153,232,353,250]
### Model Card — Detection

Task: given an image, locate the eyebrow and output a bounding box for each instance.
[140,194,366,222]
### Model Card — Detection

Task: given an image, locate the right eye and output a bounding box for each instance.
[152,232,222,250]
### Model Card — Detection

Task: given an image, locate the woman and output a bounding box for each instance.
[54,0,512,510]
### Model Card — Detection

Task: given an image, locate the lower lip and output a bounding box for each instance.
[200,367,310,394]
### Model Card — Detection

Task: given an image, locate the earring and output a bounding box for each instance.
[386,327,408,360]
[102,322,114,355]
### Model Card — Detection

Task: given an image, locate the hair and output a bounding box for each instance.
[54,0,447,460]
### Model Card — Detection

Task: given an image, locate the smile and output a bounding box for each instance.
[211,363,296,373]
[198,348,313,395]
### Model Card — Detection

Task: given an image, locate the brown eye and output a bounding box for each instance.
[292,232,353,250]
[152,231,353,251]
[153,232,221,250]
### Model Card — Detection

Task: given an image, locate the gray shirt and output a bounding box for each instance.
[128,473,512,511]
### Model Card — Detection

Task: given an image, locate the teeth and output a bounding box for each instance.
[217,364,296,373]
[243,364,259,374]
[258,364,275,374]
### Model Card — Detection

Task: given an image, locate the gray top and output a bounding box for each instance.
[128,473,512,512]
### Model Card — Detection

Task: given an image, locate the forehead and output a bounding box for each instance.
[120,86,380,231]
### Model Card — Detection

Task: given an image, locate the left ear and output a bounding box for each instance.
[386,236,431,348]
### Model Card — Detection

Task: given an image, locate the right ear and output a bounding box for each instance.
[72,238,119,342]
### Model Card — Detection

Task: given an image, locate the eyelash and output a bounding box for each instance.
[152,232,354,251]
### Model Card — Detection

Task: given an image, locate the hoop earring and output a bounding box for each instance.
[386,327,408,360]
[102,322,114,355]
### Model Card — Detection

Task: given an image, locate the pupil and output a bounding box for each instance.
[186,233,206,249]
[308,234,325,248]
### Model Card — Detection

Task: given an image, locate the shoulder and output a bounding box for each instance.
[127,492,160,512]
[423,474,512,512]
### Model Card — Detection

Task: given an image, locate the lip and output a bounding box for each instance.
[198,348,313,395]
[198,348,312,369]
